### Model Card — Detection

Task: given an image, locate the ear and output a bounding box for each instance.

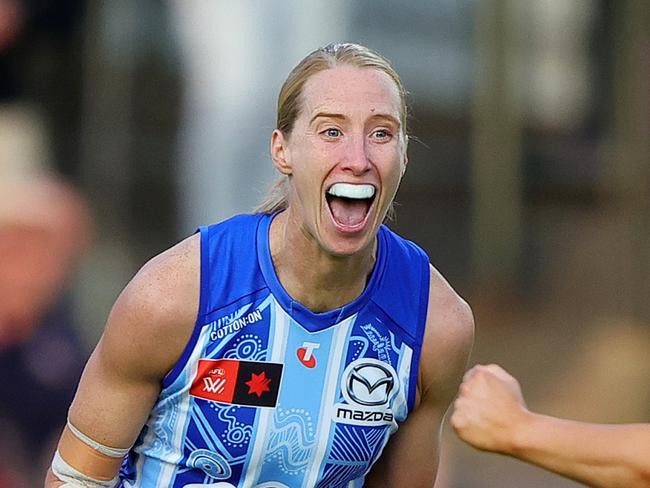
[271,129,292,175]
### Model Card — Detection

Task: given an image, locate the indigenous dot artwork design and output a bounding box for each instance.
[118,214,427,488]
[265,407,317,475]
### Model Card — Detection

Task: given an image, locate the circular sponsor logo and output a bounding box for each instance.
[341,358,398,407]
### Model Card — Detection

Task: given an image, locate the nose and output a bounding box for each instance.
[340,135,371,175]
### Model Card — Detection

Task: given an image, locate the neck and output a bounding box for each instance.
[269,210,377,313]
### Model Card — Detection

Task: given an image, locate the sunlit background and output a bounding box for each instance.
[1,0,648,486]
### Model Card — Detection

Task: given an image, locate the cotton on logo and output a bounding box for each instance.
[203,377,226,394]
[297,342,320,368]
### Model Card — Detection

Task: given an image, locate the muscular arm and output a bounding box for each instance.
[364,265,475,487]
[451,364,650,488]
[45,235,200,486]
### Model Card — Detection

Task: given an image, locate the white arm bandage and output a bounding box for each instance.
[51,420,132,487]
[51,451,119,488]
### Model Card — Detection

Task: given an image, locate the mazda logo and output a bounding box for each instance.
[342,359,398,407]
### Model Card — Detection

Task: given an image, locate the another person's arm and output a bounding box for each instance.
[364,265,475,487]
[45,235,199,486]
[451,364,650,488]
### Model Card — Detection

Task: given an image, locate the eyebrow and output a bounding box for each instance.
[309,112,346,125]
[310,112,401,128]
[368,112,401,128]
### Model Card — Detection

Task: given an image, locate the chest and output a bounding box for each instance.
[168,292,416,487]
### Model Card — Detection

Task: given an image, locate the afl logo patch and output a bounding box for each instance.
[341,358,398,407]
[190,359,283,408]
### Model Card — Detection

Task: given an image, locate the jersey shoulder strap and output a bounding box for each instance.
[372,224,431,344]
[197,213,268,319]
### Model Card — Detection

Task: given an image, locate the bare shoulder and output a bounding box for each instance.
[64,234,201,448]
[425,264,475,346]
[98,233,201,381]
[418,264,475,404]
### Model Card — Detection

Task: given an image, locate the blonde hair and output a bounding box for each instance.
[255,42,408,215]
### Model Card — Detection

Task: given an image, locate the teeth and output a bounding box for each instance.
[327,183,375,199]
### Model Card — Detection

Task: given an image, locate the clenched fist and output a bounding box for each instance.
[450,364,532,455]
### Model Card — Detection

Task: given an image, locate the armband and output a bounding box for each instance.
[51,420,130,486]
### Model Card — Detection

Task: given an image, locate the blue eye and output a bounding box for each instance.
[372,129,391,140]
[324,128,341,138]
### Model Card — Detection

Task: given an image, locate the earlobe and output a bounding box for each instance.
[271,130,292,175]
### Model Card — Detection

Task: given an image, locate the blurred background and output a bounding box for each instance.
[0,0,648,486]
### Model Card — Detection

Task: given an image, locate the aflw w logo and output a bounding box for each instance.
[203,377,226,394]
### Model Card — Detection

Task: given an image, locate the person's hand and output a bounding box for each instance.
[450,364,531,454]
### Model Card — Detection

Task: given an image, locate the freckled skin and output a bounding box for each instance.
[266,66,409,312]
[270,65,407,259]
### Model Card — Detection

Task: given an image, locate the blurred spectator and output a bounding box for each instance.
[1,5,89,482]
[1,0,85,182]
[0,173,93,485]
[0,0,24,54]
[1,0,83,96]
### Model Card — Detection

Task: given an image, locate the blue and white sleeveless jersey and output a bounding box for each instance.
[119,212,430,488]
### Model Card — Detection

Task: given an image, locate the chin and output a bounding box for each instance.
[320,229,376,258]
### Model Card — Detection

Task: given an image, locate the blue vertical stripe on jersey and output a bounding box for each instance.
[304,314,356,488]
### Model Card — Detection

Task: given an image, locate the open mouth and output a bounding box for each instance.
[325,183,376,229]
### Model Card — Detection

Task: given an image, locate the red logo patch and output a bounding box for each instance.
[190,359,239,403]
[190,358,283,407]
